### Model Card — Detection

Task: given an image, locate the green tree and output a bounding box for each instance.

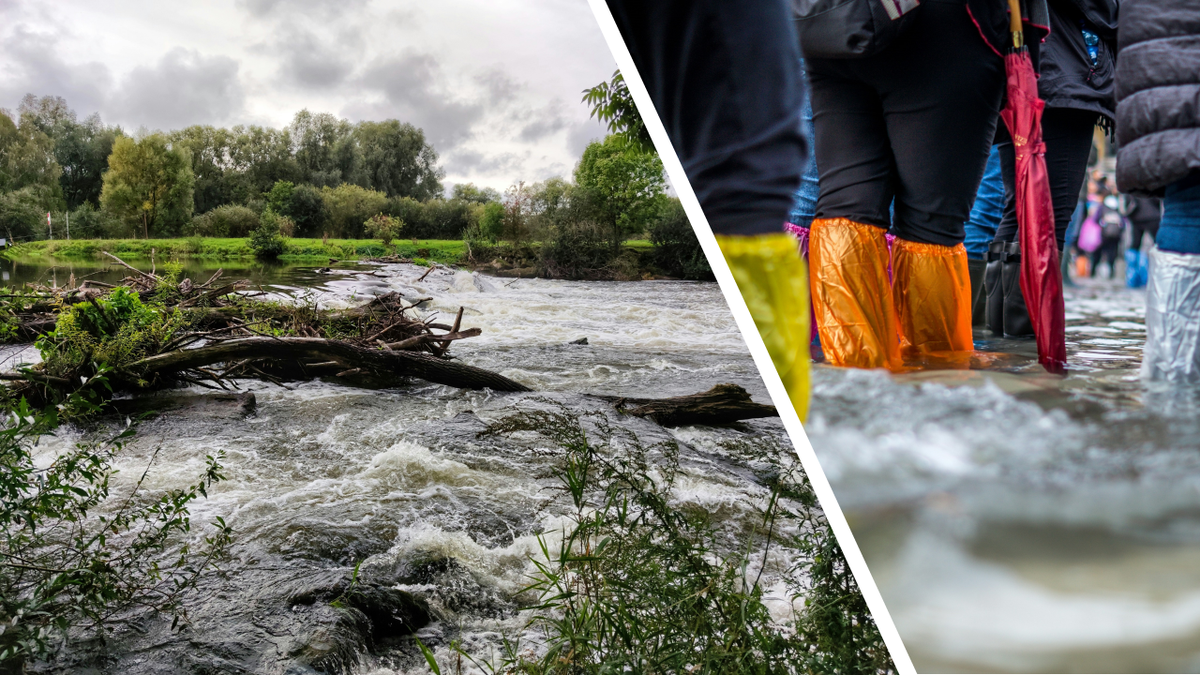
[171,124,244,213]
[19,95,120,209]
[582,70,654,153]
[287,183,328,237]
[290,110,359,188]
[478,201,505,241]
[320,183,387,238]
[0,109,62,198]
[451,182,501,204]
[573,135,666,250]
[355,119,443,200]
[100,134,195,239]
[229,124,300,196]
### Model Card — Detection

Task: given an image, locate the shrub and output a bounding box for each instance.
[248,210,287,259]
[650,199,713,280]
[363,213,402,247]
[539,220,618,280]
[57,203,123,239]
[190,204,259,238]
[35,287,191,378]
[0,396,232,671]
[478,201,504,242]
[321,183,388,238]
[435,408,895,675]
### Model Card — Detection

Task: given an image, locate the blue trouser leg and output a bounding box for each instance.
[1157,173,1200,255]
[963,146,1004,261]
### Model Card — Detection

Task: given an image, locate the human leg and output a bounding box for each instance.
[1144,172,1200,383]
[805,59,902,369]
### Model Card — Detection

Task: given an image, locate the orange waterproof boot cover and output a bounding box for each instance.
[892,238,974,358]
[809,218,902,370]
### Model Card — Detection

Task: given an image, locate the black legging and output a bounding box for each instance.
[993,107,1097,250]
[806,0,1005,247]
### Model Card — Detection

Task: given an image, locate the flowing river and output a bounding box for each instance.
[3,259,806,674]
[807,277,1200,673]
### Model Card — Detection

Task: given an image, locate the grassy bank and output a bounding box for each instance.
[5,238,468,265]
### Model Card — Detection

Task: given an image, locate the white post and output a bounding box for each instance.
[47,212,52,240]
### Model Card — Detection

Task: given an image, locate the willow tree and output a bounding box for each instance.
[100,134,194,238]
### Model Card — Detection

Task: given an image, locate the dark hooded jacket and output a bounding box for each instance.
[1039,0,1118,126]
[1115,0,1200,194]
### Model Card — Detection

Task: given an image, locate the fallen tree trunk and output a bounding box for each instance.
[603,383,777,426]
[129,337,531,392]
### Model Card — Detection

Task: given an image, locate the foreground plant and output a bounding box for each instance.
[425,408,893,675]
[0,391,233,671]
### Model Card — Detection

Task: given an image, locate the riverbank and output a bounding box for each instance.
[4,238,468,265]
[3,238,668,280]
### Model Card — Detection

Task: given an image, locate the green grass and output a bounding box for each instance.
[5,238,468,265]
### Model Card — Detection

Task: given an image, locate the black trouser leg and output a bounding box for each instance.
[807,0,1004,245]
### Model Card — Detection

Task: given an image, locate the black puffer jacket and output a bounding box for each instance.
[1115,0,1200,195]
[1039,0,1118,126]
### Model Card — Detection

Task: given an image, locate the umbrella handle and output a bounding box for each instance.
[1007,0,1024,48]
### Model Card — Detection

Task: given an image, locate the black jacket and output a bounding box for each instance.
[1038,0,1118,126]
[1115,0,1200,194]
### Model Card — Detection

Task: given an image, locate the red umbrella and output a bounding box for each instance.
[1000,0,1067,374]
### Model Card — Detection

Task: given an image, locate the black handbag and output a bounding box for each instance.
[793,0,922,58]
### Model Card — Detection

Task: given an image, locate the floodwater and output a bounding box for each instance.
[2,260,807,674]
[806,276,1200,673]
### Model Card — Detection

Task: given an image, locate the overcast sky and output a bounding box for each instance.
[0,0,616,192]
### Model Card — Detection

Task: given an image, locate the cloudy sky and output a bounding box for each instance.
[0,0,616,191]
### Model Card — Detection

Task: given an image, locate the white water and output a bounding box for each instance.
[16,263,802,673]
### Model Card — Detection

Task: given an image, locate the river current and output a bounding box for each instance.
[808,276,1200,673]
[4,261,804,674]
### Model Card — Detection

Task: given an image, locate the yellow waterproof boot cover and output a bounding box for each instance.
[715,233,811,423]
[809,218,902,371]
[892,238,974,360]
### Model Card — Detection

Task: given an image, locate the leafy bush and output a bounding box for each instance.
[249,212,287,259]
[650,199,713,280]
[478,201,504,242]
[363,213,402,247]
[189,204,259,238]
[437,408,894,675]
[0,396,232,671]
[35,287,190,378]
[539,221,618,280]
[321,183,388,238]
[56,203,123,240]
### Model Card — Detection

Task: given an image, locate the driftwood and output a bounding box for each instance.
[130,337,530,392]
[601,383,777,426]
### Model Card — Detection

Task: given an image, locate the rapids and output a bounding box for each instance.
[3,261,801,674]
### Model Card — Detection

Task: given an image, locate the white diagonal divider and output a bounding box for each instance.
[584,2,917,673]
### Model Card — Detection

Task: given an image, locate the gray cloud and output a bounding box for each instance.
[567,117,608,155]
[109,48,245,131]
[236,0,370,19]
[275,26,355,89]
[351,51,485,149]
[0,25,112,119]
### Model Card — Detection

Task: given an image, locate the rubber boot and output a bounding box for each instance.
[1000,241,1035,338]
[809,218,902,370]
[892,239,974,358]
[984,241,1005,335]
[715,233,811,421]
[968,258,987,327]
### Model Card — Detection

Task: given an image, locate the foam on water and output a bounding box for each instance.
[810,279,1200,672]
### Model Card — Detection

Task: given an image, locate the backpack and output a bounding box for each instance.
[793,0,922,59]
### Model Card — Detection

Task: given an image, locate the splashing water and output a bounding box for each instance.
[807,277,1200,673]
